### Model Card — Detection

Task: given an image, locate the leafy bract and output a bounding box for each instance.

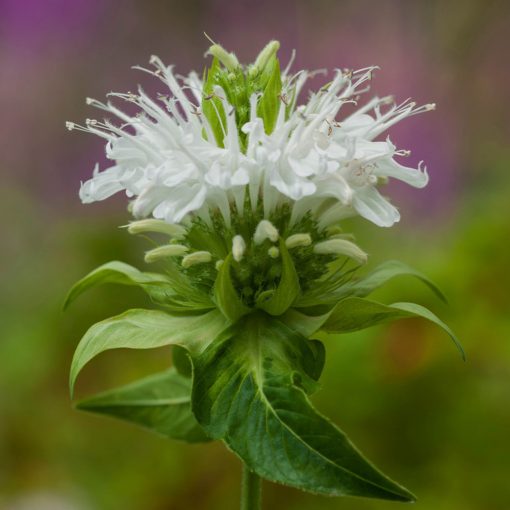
[70,309,228,396]
[191,313,415,501]
[64,260,214,312]
[296,260,446,308]
[202,57,226,147]
[321,297,464,359]
[257,240,300,315]
[76,368,209,443]
[214,254,251,321]
[256,56,282,134]
[341,260,447,303]
[64,261,173,309]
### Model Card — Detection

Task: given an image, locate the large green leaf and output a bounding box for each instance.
[342,260,447,303]
[70,309,228,396]
[214,254,251,321]
[76,368,209,443]
[257,240,300,316]
[192,313,415,501]
[321,297,464,359]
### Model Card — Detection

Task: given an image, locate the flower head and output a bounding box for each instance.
[69,41,431,229]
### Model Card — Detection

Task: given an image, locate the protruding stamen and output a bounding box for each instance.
[285,233,312,249]
[253,220,279,245]
[268,246,280,259]
[232,235,246,262]
[145,244,189,263]
[182,251,212,268]
[65,122,75,131]
[126,219,186,238]
[313,239,368,264]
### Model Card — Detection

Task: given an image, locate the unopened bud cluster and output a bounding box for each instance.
[129,203,367,308]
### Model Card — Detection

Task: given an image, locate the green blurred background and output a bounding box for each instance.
[1,0,509,508]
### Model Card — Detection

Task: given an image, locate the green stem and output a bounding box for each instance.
[240,464,262,510]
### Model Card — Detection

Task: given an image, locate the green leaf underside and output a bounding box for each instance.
[76,368,209,443]
[322,298,465,360]
[192,313,415,501]
[214,254,251,321]
[64,261,213,312]
[258,240,300,315]
[70,309,229,396]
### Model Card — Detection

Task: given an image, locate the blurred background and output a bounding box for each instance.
[1,0,509,509]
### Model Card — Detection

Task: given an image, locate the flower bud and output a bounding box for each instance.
[144,244,188,263]
[232,235,246,262]
[182,251,212,268]
[285,233,312,249]
[313,239,368,264]
[207,44,239,71]
[127,219,186,238]
[268,246,280,259]
[254,220,279,244]
[252,40,280,75]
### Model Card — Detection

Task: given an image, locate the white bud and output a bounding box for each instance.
[313,239,368,264]
[215,259,224,271]
[126,219,186,238]
[182,251,212,268]
[232,235,246,262]
[268,246,280,259]
[254,220,279,244]
[285,233,312,249]
[145,244,189,263]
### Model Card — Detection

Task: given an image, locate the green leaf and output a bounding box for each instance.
[321,297,465,359]
[342,260,447,303]
[76,368,209,443]
[63,261,174,310]
[257,240,300,316]
[192,313,415,501]
[256,56,282,134]
[214,254,251,321]
[70,309,228,396]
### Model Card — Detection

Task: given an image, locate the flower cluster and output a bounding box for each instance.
[67,41,433,233]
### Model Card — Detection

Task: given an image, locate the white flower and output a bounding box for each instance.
[68,45,432,229]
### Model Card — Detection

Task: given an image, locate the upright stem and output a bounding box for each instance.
[240,463,262,510]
